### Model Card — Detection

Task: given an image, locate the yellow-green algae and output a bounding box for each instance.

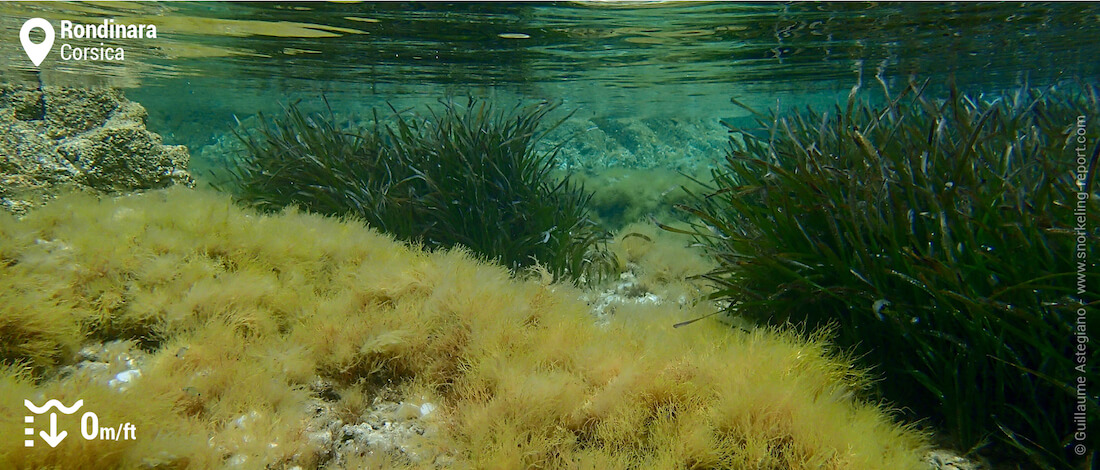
[0,187,928,469]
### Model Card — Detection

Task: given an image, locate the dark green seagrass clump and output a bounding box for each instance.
[226,98,617,284]
[673,78,1099,468]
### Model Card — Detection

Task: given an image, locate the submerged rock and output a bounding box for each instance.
[0,84,192,214]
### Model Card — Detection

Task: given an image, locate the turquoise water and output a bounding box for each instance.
[1,3,1099,468]
[3,2,1098,155]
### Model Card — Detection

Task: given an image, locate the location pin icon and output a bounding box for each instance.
[20,18,55,67]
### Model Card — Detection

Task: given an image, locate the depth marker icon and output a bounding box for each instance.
[24,399,83,447]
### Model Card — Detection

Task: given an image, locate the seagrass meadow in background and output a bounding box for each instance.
[221,98,617,285]
[671,78,1100,468]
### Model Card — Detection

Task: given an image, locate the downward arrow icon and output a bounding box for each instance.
[39,413,67,447]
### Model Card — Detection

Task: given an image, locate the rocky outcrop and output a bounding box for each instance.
[0,84,192,214]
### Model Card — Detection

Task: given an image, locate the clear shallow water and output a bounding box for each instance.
[1,4,1097,467]
[2,2,1099,158]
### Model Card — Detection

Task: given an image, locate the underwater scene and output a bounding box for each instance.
[0,2,1098,469]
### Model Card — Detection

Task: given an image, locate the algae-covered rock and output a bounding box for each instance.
[0,84,45,121]
[0,84,192,214]
[42,87,125,139]
[56,102,191,191]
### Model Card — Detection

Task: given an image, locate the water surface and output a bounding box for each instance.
[2,2,1097,158]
